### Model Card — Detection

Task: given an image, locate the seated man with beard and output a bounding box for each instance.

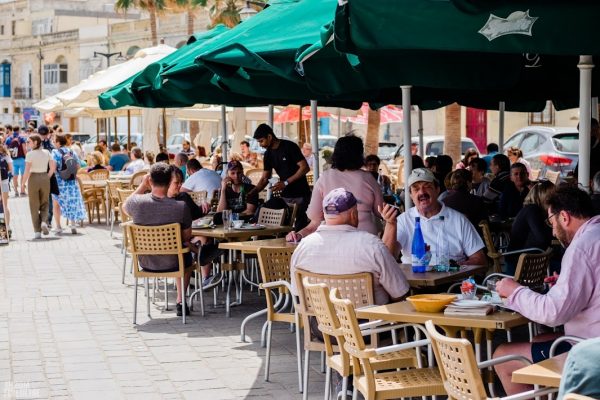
[381,168,486,266]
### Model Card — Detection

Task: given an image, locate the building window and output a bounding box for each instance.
[1,26,4,35]
[0,63,10,97]
[43,64,68,84]
[529,100,554,125]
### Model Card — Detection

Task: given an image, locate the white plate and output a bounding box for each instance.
[234,224,266,230]
[451,300,492,308]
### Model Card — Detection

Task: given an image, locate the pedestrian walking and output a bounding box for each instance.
[22,134,55,239]
[51,134,86,234]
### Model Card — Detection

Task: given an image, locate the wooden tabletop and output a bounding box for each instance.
[81,180,107,187]
[355,300,528,331]
[399,264,487,288]
[512,352,567,387]
[218,238,297,253]
[192,225,292,241]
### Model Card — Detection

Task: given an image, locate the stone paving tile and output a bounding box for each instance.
[2,196,329,399]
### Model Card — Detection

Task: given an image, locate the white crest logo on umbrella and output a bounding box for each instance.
[478,10,539,41]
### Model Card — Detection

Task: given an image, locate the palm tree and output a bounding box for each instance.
[115,0,168,46]
[365,105,381,155]
[444,103,462,166]
[208,0,241,28]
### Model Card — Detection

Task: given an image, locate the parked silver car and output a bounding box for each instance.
[503,127,578,177]
[391,135,479,160]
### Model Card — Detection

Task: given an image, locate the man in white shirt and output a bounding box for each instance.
[181,158,221,200]
[290,188,410,305]
[123,147,146,175]
[301,143,315,170]
[381,168,486,265]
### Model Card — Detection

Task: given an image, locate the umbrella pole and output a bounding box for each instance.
[310,100,319,180]
[337,108,342,137]
[113,117,118,145]
[498,101,505,150]
[127,110,131,150]
[593,97,599,120]
[162,108,167,147]
[268,105,274,127]
[96,118,100,144]
[401,86,413,208]
[417,107,424,157]
[221,105,228,163]
[578,55,594,191]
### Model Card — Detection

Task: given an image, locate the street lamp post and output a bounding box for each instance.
[91,51,124,68]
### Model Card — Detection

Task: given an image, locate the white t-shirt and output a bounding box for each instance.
[124,159,146,175]
[182,168,222,200]
[395,204,484,264]
[25,148,52,173]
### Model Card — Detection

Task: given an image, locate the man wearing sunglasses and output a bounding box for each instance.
[493,186,600,395]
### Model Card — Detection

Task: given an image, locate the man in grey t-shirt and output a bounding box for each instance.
[124,163,193,316]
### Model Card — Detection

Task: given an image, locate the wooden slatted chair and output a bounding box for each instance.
[245,168,264,185]
[188,191,208,207]
[126,223,198,324]
[529,168,541,181]
[77,177,102,224]
[129,169,148,189]
[256,247,303,393]
[303,280,422,400]
[257,207,286,226]
[330,290,446,400]
[425,320,556,400]
[295,270,375,400]
[118,188,135,284]
[306,172,314,186]
[107,180,127,237]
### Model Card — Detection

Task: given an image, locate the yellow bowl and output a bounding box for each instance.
[407,294,457,313]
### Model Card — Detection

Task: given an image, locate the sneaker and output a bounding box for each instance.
[52,227,63,234]
[176,302,191,317]
[41,222,49,235]
[202,275,216,288]
[70,225,77,234]
[33,232,42,240]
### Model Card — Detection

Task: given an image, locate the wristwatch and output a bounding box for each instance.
[284,180,289,186]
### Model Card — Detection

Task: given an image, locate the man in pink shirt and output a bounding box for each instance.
[290,187,410,305]
[494,186,600,394]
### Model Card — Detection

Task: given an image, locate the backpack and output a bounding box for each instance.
[0,155,8,180]
[58,148,78,181]
[7,136,25,159]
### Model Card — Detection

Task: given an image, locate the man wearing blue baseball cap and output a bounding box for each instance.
[290,187,409,306]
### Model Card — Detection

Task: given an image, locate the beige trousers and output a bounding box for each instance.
[28,172,50,232]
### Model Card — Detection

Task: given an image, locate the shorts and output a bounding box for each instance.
[531,338,572,363]
[12,158,25,176]
[1,179,8,193]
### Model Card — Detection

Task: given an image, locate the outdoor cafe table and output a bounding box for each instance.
[512,352,567,388]
[191,225,293,317]
[399,264,487,289]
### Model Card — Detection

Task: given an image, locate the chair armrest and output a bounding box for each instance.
[359,320,388,330]
[361,323,430,340]
[502,387,557,400]
[550,335,583,357]
[501,247,545,256]
[483,273,514,285]
[260,280,299,309]
[477,354,531,369]
[374,339,431,355]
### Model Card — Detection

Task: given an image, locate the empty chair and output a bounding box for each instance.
[89,169,110,181]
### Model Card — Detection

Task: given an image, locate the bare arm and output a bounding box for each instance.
[379,204,400,257]
[22,162,32,187]
[287,159,310,185]
[48,159,56,177]
[286,219,320,242]
[461,249,487,266]
[216,178,230,212]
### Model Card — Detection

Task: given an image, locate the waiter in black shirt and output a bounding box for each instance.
[248,124,311,230]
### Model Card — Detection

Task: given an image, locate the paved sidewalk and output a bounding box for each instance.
[1,196,326,399]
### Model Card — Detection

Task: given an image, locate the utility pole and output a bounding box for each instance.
[36,41,43,100]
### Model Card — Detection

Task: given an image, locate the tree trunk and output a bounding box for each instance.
[190,120,199,147]
[149,5,158,46]
[365,106,381,155]
[298,106,308,146]
[187,10,194,36]
[444,103,462,167]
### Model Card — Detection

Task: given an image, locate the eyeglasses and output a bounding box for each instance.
[545,212,559,227]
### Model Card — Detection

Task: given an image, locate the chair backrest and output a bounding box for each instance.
[77,172,91,182]
[302,280,348,363]
[396,158,406,187]
[107,180,126,205]
[256,247,294,320]
[89,169,110,181]
[257,207,286,226]
[130,170,148,188]
[77,167,88,175]
[514,249,552,292]
[329,288,374,378]
[295,269,374,317]
[478,220,501,273]
[188,191,208,206]
[245,168,264,185]
[126,223,186,275]
[530,168,541,181]
[425,320,487,400]
[117,188,135,204]
[544,170,560,185]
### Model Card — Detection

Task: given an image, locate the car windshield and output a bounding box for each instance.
[552,133,579,153]
[378,143,398,158]
[319,138,337,148]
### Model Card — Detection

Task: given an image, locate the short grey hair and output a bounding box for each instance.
[593,171,600,194]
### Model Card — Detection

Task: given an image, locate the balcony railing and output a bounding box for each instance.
[13,86,32,99]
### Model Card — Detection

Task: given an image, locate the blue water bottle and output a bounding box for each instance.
[411,217,427,273]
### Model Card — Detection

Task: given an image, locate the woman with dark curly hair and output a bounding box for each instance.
[286,134,384,242]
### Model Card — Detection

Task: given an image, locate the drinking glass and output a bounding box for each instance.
[222,210,232,231]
